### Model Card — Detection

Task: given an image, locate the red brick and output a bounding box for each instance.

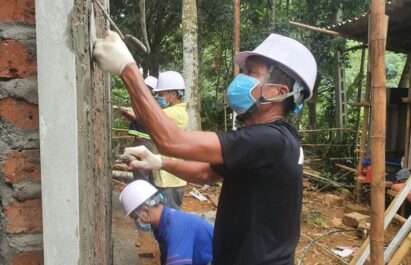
[2,149,40,184]
[0,40,37,78]
[5,199,42,233]
[0,0,35,24]
[0,98,39,130]
[10,250,43,265]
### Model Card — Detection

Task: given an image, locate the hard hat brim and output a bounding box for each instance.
[234,51,260,69]
[234,51,313,101]
[234,51,303,85]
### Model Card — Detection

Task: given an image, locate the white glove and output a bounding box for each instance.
[93,31,135,75]
[124,145,162,170]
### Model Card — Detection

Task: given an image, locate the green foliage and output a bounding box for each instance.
[302,209,327,227]
[112,76,130,129]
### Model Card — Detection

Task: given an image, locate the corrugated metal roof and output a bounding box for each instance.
[327,0,411,53]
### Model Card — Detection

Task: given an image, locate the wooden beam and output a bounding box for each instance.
[405,56,411,168]
[299,128,356,133]
[335,163,357,172]
[288,20,341,36]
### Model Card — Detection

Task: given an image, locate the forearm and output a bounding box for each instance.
[121,64,179,145]
[120,64,223,164]
[162,159,221,185]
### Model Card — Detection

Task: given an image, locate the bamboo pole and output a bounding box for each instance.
[232,0,240,128]
[387,231,411,265]
[404,55,411,168]
[369,0,388,263]
[298,128,356,133]
[335,163,357,172]
[355,43,372,203]
[288,21,341,37]
[233,0,240,77]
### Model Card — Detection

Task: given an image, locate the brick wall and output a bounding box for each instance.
[0,0,43,264]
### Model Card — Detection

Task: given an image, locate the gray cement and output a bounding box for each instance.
[12,180,41,201]
[0,77,38,105]
[0,23,36,41]
[9,233,43,250]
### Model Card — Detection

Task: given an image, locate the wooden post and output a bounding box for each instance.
[404,55,411,168]
[232,0,240,128]
[387,231,411,265]
[233,0,240,77]
[369,0,388,263]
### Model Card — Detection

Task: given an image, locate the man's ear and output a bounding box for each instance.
[276,85,290,96]
[140,206,150,220]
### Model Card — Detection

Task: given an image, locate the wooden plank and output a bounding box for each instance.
[335,163,357,172]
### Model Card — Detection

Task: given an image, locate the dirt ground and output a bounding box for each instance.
[112,181,411,265]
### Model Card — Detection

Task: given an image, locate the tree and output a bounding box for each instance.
[183,0,201,130]
[110,0,182,77]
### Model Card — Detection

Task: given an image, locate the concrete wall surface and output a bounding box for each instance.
[1,0,112,264]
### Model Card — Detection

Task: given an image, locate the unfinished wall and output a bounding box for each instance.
[0,0,43,263]
[1,0,112,264]
[71,0,113,264]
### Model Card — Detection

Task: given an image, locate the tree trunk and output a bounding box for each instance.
[307,76,321,129]
[182,0,201,130]
[268,0,275,31]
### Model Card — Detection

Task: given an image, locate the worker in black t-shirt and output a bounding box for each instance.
[94,32,317,265]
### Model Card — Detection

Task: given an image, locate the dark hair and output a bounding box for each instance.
[266,67,296,116]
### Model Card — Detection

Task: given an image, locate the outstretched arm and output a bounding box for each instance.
[125,146,221,184]
[94,31,223,164]
[161,159,221,185]
[121,65,223,164]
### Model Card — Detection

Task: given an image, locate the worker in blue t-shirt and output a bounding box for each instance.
[119,180,213,265]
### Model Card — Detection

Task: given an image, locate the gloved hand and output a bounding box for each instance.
[124,145,162,170]
[93,30,136,75]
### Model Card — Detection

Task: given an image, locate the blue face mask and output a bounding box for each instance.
[227,74,259,114]
[134,218,151,232]
[156,96,169,109]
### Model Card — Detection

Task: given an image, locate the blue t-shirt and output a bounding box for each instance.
[154,207,213,265]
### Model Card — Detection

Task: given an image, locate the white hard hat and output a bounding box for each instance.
[119,180,158,217]
[153,71,185,92]
[144,76,157,90]
[234,34,317,100]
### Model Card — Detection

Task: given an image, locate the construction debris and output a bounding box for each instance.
[189,188,207,202]
[342,212,370,228]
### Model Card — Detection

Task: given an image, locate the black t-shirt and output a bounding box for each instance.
[210,120,303,265]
